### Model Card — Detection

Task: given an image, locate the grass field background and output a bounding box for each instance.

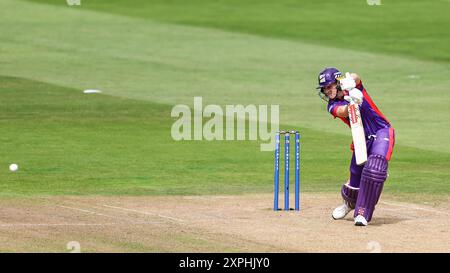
[0,0,449,198]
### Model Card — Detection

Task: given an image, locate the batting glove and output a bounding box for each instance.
[339,72,356,91]
[347,88,364,105]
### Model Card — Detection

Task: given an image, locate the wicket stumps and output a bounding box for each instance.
[273,130,300,211]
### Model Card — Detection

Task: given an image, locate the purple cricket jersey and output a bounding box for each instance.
[327,81,390,137]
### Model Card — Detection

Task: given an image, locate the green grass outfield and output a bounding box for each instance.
[0,0,449,198]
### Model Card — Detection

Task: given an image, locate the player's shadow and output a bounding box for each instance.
[370,217,409,226]
[345,217,408,226]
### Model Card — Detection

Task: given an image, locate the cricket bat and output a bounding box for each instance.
[348,99,367,165]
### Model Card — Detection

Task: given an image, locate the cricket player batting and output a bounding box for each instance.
[316,67,395,226]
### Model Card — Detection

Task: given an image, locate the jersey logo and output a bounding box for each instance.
[358,207,365,216]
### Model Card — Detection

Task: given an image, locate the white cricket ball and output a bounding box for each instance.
[9,164,18,172]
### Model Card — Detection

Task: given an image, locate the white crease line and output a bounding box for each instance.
[58,205,163,225]
[183,196,236,200]
[103,205,184,222]
[381,201,450,216]
[59,205,97,214]
[58,205,122,219]
[0,223,115,227]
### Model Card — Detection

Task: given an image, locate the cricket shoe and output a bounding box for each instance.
[332,203,353,220]
[354,215,368,226]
